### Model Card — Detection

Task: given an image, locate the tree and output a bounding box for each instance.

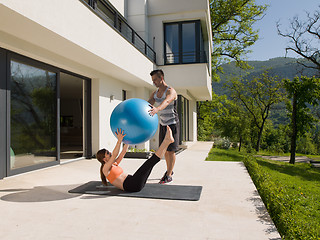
[213,95,250,151]
[198,1,267,142]
[277,6,320,73]
[226,71,285,151]
[283,76,320,164]
[210,0,267,80]
[197,98,218,141]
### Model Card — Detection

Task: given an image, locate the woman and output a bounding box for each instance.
[96,126,174,192]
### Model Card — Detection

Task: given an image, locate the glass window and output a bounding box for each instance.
[165,24,179,64]
[10,60,57,170]
[199,27,207,63]
[182,22,196,63]
[164,21,206,65]
[178,95,190,142]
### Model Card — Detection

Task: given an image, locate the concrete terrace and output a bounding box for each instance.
[0,142,281,240]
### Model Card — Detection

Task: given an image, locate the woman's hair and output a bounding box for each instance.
[96,148,108,186]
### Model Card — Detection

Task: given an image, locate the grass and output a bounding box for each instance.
[206,147,320,239]
[205,147,245,162]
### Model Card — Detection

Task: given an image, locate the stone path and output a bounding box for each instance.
[257,155,320,168]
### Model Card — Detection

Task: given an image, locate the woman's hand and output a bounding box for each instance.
[115,128,126,142]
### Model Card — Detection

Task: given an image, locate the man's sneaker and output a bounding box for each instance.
[159,174,173,184]
[161,171,174,179]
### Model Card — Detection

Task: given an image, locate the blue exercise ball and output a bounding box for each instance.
[110,98,159,144]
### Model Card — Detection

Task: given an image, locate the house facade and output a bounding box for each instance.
[0,0,212,179]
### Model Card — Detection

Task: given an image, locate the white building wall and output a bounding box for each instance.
[92,76,156,154]
[0,0,212,162]
[91,78,101,155]
[145,0,212,145]
[0,0,159,155]
[190,100,198,142]
[108,0,126,16]
[147,0,212,66]
[126,0,149,43]
[0,0,155,87]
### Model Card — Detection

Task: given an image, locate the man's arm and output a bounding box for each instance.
[149,87,177,116]
[147,91,156,105]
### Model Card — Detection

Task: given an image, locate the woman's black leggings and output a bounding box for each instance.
[123,154,160,192]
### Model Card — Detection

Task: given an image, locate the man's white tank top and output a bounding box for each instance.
[154,86,179,126]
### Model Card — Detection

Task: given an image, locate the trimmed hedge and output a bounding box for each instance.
[243,155,320,239]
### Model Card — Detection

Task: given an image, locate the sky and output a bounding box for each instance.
[246,0,320,61]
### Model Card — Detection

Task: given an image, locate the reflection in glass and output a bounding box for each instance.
[180,96,185,141]
[10,60,57,169]
[182,22,196,63]
[164,21,207,64]
[178,95,190,142]
[165,24,179,64]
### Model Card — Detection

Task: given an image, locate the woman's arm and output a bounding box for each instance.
[110,129,126,162]
[105,129,126,165]
[102,129,126,176]
[115,144,129,165]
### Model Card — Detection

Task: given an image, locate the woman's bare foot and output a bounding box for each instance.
[165,126,174,144]
[154,126,174,159]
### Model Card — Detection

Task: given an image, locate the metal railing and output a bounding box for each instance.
[165,51,208,65]
[81,0,156,63]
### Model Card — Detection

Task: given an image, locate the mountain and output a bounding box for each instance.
[214,57,319,96]
[213,57,319,127]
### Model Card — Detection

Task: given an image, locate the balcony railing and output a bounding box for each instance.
[80,0,156,63]
[165,51,208,65]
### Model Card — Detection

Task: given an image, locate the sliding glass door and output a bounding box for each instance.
[0,48,92,179]
[10,59,57,170]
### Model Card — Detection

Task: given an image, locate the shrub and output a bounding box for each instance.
[243,156,320,239]
[214,137,231,149]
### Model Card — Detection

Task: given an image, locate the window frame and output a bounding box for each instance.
[7,52,60,176]
[0,48,92,179]
[164,20,204,65]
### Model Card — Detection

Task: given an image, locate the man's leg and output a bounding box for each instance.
[165,151,176,177]
[159,123,179,184]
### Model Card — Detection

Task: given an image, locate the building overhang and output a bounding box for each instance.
[162,63,212,101]
[148,0,213,52]
[0,1,155,88]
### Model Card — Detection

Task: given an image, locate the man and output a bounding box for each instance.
[148,69,179,184]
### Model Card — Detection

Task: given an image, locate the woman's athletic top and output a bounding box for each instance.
[107,162,123,184]
[154,86,179,126]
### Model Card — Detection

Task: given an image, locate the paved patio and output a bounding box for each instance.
[0,142,281,240]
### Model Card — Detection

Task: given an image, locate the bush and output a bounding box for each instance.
[244,143,257,154]
[296,133,317,155]
[214,137,231,149]
[231,142,238,149]
[243,156,320,239]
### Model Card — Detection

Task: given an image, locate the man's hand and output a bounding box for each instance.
[148,104,159,116]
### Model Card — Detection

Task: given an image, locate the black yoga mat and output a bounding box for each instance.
[69,181,202,201]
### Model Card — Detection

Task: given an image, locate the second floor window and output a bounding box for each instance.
[164,20,206,65]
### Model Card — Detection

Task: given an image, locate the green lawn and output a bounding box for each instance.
[206,148,320,239]
[205,147,245,161]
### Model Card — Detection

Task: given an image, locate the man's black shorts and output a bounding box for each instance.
[159,123,180,152]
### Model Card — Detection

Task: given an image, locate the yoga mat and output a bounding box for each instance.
[69,181,202,201]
